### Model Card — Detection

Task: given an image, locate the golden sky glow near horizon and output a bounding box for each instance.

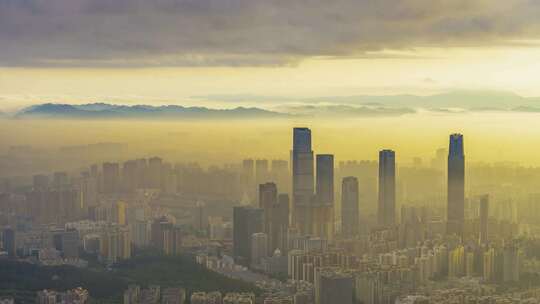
[2,45,540,111]
[4,0,540,166]
[3,0,540,109]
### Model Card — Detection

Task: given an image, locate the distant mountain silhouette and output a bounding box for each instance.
[16,103,290,119]
[197,90,540,111]
[14,90,540,120]
[282,105,415,117]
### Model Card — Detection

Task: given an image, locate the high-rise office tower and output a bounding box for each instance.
[447,133,465,236]
[195,201,207,234]
[102,162,120,193]
[271,194,290,253]
[378,150,396,227]
[316,155,334,205]
[53,229,79,259]
[259,182,277,238]
[259,182,277,211]
[292,128,314,234]
[313,154,335,239]
[250,232,268,267]
[161,225,182,256]
[151,216,168,249]
[480,194,489,244]
[341,177,359,237]
[150,216,181,255]
[233,206,263,265]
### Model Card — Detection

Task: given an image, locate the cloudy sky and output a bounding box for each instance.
[2,0,540,110]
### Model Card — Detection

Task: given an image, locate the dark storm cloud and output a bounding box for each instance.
[1,0,540,67]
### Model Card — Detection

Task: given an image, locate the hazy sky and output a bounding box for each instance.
[2,0,540,110]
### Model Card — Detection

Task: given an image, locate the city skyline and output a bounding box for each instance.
[1,125,537,304]
[4,1,540,303]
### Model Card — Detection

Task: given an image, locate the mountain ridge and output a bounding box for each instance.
[196,90,540,110]
[16,103,291,119]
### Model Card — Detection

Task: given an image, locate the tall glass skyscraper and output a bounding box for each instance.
[447,133,465,236]
[293,127,312,153]
[316,154,334,206]
[292,128,314,234]
[259,182,277,241]
[313,154,335,240]
[341,176,359,237]
[378,150,396,227]
[233,206,263,266]
[271,194,290,253]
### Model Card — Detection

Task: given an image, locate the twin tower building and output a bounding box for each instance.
[292,127,335,239]
[291,128,465,237]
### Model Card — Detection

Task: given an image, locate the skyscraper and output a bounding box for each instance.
[316,155,334,205]
[151,216,168,249]
[378,150,396,227]
[292,128,314,234]
[233,206,263,265]
[150,216,182,256]
[195,201,207,234]
[271,194,290,253]
[313,154,335,239]
[480,194,489,244]
[447,133,465,236]
[259,182,277,238]
[341,177,359,237]
[250,232,268,267]
[53,229,79,259]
